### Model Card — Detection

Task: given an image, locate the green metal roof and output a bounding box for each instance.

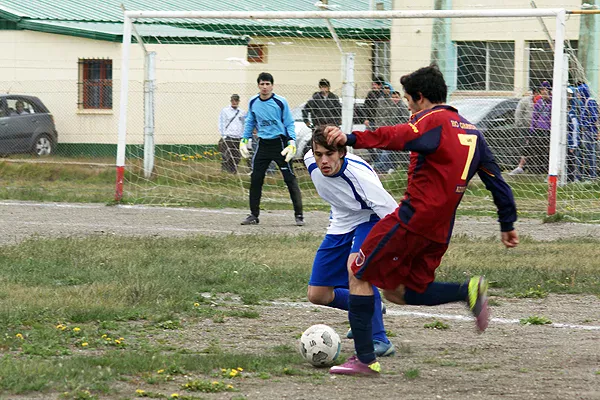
[0,0,391,40]
[19,20,249,44]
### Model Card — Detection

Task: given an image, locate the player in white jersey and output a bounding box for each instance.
[304,127,397,357]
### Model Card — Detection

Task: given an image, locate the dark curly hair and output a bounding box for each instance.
[400,65,447,104]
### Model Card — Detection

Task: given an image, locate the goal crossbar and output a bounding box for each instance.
[124,9,565,20]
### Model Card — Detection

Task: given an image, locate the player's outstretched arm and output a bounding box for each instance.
[501,230,519,248]
[324,126,347,146]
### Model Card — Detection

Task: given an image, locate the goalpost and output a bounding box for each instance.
[115,8,600,221]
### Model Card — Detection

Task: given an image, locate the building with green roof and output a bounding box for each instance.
[0,0,391,156]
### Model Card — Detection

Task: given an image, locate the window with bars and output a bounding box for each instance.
[78,59,113,109]
[456,41,515,91]
[247,45,266,63]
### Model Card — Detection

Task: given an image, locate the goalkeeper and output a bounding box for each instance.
[239,72,304,226]
[304,127,397,357]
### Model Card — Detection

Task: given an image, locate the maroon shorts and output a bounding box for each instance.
[351,213,448,293]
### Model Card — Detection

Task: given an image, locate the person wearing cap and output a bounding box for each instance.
[218,94,246,173]
[302,78,342,134]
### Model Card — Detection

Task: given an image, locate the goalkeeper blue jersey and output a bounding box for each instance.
[243,93,296,141]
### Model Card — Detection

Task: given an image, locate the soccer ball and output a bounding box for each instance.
[298,324,341,367]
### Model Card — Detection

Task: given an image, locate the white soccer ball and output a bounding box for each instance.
[298,324,341,367]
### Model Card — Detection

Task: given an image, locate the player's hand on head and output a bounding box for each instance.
[501,230,519,248]
[323,126,347,146]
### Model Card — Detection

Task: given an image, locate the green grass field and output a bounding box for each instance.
[1,156,600,221]
[0,234,598,398]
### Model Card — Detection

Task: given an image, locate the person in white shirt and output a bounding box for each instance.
[303,126,397,357]
[218,94,246,173]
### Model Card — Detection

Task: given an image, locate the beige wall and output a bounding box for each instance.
[391,0,585,95]
[0,30,375,147]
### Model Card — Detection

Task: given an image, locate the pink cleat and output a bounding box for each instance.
[329,356,381,376]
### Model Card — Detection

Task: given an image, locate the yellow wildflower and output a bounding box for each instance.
[157,369,165,374]
[194,302,200,307]
[15,333,23,340]
[118,337,124,341]
[170,394,179,398]
[237,367,243,371]
[73,327,81,332]
[212,381,220,385]
[229,370,238,377]
[135,389,145,395]
[82,342,89,347]
[105,337,112,341]
[227,384,234,389]
[181,157,187,161]
[221,368,227,372]
[101,334,107,338]
[115,340,121,345]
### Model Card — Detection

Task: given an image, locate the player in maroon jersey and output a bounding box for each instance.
[327,65,519,377]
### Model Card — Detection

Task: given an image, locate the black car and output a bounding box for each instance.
[0,95,58,156]
[449,97,521,169]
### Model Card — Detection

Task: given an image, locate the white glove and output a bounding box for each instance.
[239,138,250,159]
[281,139,296,163]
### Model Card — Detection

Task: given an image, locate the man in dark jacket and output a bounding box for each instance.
[302,79,342,130]
[363,76,385,130]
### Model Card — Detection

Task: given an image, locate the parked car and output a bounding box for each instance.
[0,95,58,156]
[291,99,367,160]
[449,97,521,170]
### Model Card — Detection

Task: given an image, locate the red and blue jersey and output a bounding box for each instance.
[346,105,517,244]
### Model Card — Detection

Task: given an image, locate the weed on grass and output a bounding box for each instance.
[424,320,450,330]
[520,316,553,325]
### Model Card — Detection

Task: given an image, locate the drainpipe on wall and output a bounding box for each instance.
[431,0,456,95]
[578,1,600,95]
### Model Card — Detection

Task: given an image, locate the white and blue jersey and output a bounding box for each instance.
[243,93,296,141]
[304,150,398,235]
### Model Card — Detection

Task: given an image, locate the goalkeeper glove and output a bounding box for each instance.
[281,140,296,163]
[239,138,250,159]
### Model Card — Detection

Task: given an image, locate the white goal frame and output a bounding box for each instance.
[116,8,570,215]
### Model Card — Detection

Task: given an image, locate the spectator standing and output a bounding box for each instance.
[218,94,246,174]
[373,89,411,173]
[363,76,385,130]
[567,86,582,182]
[509,89,536,175]
[577,82,599,181]
[527,81,552,175]
[239,72,304,226]
[302,78,342,131]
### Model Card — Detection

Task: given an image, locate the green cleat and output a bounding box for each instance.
[468,276,490,332]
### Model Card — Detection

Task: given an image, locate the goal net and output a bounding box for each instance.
[116,7,600,221]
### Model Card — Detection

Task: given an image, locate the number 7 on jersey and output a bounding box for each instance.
[458,133,477,180]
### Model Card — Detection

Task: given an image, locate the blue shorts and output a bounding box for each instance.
[309,218,379,287]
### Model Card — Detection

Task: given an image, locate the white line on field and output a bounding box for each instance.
[16,221,236,235]
[0,201,276,216]
[273,301,600,331]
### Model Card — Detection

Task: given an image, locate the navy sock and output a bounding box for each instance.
[349,294,376,364]
[371,287,388,343]
[403,282,468,306]
[326,288,349,311]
